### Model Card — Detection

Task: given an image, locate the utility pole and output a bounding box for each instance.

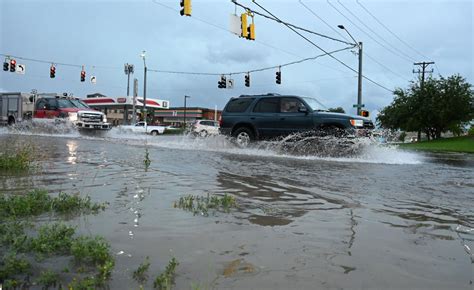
[132,78,138,125]
[183,95,190,129]
[140,51,147,131]
[338,25,363,115]
[413,61,435,141]
[357,41,363,116]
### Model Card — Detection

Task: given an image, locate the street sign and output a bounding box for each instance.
[16,64,26,74]
[90,76,97,84]
[353,104,365,108]
[229,14,241,36]
[227,78,234,89]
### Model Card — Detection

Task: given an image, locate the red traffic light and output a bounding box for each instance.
[50,65,56,78]
[80,70,86,82]
[9,59,16,72]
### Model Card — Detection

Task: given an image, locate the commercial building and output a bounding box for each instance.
[153,107,222,126]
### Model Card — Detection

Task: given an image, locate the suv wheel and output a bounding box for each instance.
[151,130,158,136]
[232,127,254,148]
[199,130,208,137]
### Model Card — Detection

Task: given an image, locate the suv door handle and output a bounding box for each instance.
[250,117,255,120]
[280,117,285,120]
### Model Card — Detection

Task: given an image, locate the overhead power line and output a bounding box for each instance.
[326,0,413,64]
[356,0,432,62]
[298,0,410,83]
[242,0,392,92]
[151,0,349,74]
[148,46,353,75]
[231,0,354,46]
[336,0,416,63]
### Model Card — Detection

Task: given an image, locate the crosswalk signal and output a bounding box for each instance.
[9,59,16,72]
[3,61,9,71]
[80,70,86,82]
[180,0,191,16]
[218,75,227,89]
[360,110,369,117]
[50,65,56,78]
[276,69,281,84]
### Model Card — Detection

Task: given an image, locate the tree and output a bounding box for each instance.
[377,74,473,140]
[327,107,345,113]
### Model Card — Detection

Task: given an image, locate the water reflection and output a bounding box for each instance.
[66,140,78,165]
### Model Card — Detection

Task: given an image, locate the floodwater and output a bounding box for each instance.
[1,127,473,290]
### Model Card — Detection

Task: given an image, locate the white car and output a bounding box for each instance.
[191,120,219,137]
[120,122,166,136]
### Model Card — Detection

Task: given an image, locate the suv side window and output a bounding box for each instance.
[280,98,306,113]
[225,98,254,113]
[36,99,47,110]
[253,97,280,113]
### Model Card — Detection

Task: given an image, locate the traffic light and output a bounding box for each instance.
[276,70,281,84]
[3,61,8,71]
[241,13,248,38]
[50,65,56,78]
[360,110,369,117]
[9,59,16,72]
[247,23,255,41]
[80,70,86,82]
[244,73,250,87]
[180,0,191,16]
[218,75,226,89]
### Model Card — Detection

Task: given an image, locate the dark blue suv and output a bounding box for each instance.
[219,94,374,147]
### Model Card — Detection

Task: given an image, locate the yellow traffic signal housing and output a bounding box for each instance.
[180,0,191,16]
[247,23,255,40]
[240,13,248,38]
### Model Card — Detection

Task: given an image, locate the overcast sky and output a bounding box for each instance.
[1,0,472,115]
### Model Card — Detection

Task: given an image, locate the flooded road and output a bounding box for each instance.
[1,129,473,289]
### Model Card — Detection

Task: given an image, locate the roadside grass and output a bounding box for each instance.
[399,136,474,153]
[0,146,35,171]
[173,193,237,216]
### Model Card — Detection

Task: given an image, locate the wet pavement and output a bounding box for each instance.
[0,129,473,289]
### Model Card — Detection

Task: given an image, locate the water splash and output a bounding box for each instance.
[0,125,422,165]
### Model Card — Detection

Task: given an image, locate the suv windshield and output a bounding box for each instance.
[70,99,90,109]
[302,97,328,111]
[56,99,75,108]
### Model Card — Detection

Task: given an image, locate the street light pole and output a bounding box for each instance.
[184,95,190,129]
[338,25,363,116]
[140,51,147,131]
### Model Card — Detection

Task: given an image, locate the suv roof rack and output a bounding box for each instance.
[238,93,280,98]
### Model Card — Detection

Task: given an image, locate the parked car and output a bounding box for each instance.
[120,121,165,136]
[191,120,219,137]
[219,93,374,147]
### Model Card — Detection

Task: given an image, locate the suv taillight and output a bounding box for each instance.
[218,115,223,127]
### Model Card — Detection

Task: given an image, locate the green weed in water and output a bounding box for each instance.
[0,146,34,171]
[0,252,31,282]
[144,148,151,168]
[30,223,76,256]
[173,193,237,216]
[36,269,59,288]
[133,256,151,284]
[0,190,107,219]
[153,257,179,290]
